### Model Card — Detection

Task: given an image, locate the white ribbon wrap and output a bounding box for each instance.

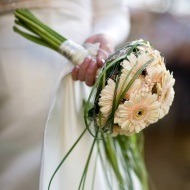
[59,40,100,65]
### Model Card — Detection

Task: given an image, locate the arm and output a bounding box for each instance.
[72,0,130,86]
[92,0,130,46]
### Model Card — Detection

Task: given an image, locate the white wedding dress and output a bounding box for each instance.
[0,0,142,190]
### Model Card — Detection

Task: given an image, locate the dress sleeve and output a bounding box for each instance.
[92,0,130,46]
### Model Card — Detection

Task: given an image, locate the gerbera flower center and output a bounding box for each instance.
[141,69,147,77]
[134,107,147,119]
[152,84,157,94]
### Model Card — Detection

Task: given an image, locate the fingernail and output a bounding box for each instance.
[101,59,105,63]
[92,58,96,63]
[86,55,92,60]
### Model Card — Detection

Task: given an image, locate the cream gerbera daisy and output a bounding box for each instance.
[122,52,153,77]
[111,125,122,137]
[146,63,165,82]
[111,124,135,137]
[121,53,137,73]
[114,93,160,135]
[145,65,165,93]
[159,87,175,119]
[150,50,166,68]
[158,71,175,119]
[98,73,143,118]
[137,42,166,69]
[119,73,143,100]
[98,79,115,117]
[96,115,129,136]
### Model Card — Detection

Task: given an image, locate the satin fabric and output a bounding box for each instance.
[0,1,136,189]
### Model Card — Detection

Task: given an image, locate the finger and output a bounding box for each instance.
[85,60,98,86]
[78,57,91,81]
[96,49,109,68]
[71,66,80,80]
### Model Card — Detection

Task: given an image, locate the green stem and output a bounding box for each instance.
[97,139,112,190]
[18,9,66,42]
[14,11,61,48]
[102,135,124,189]
[13,26,57,51]
[78,132,97,190]
[48,128,87,190]
[91,151,98,190]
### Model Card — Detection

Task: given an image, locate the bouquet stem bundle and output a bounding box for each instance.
[14,9,66,51]
[14,9,89,65]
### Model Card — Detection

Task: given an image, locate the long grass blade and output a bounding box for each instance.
[48,128,87,190]
[78,133,97,190]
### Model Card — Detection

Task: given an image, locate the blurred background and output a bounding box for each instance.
[125,0,190,189]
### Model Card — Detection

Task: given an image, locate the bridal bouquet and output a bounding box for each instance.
[14,9,175,190]
[86,39,175,136]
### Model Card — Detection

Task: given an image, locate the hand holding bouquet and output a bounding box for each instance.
[14,9,175,190]
[71,33,115,86]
